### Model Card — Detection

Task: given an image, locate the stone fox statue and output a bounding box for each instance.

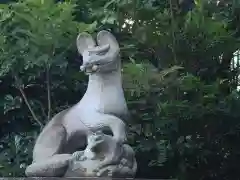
[25,30,129,177]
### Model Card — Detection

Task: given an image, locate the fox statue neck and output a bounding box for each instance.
[79,57,128,119]
[86,61,122,95]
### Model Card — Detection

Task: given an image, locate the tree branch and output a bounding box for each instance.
[169,0,178,64]
[14,75,43,128]
[46,64,51,120]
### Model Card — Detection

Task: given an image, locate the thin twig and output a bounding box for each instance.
[169,0,180,104]
[46,64,51,120]
[34,100,48,120]
[14,76,43,128]
[169,0,178,64]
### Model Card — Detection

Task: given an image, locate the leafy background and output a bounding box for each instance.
[1,0,240,179]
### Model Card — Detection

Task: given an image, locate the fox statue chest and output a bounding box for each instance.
[82,71,128,116]
[62,72,128,138]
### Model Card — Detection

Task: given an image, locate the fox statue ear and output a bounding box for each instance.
[96,30,119,54]
[76,32,96,55]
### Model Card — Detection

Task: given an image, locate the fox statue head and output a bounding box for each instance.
[76,30,120,74]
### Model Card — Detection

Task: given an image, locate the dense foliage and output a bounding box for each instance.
[1,0,240,179]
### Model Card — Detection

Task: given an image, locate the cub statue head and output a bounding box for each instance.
[76,30,120,74]
[87,131,105,149]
